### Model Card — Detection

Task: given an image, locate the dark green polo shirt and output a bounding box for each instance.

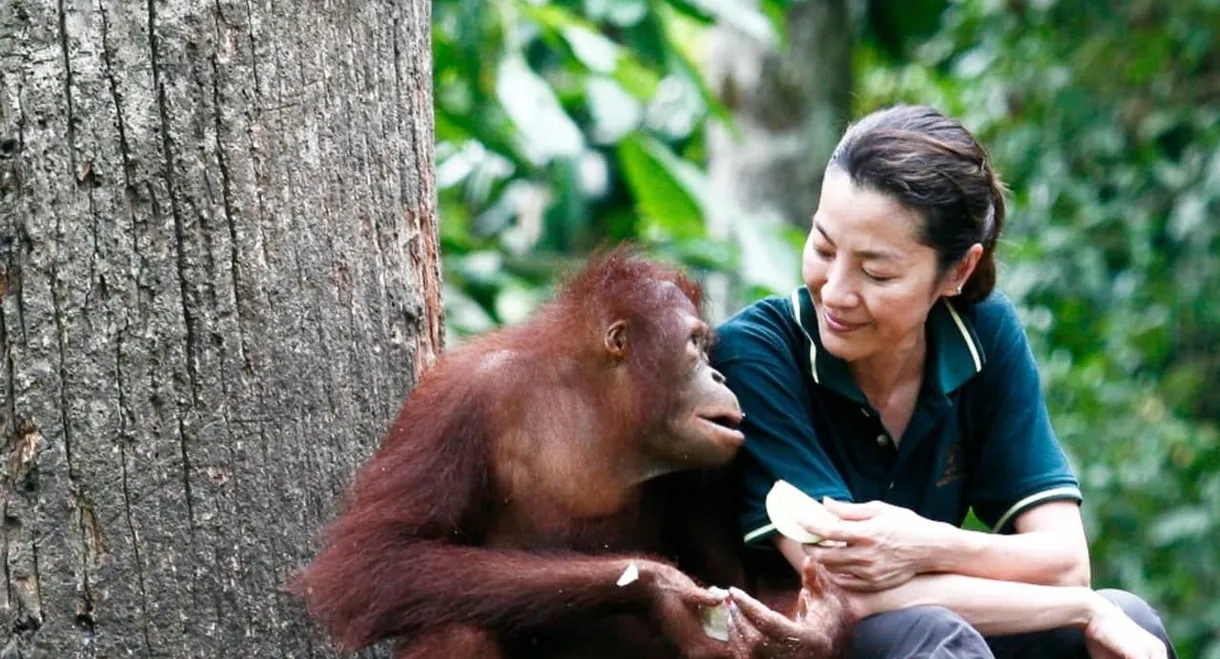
[712,287,1082,547]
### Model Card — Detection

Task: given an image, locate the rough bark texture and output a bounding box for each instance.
[0,0,441,657]
[703,0,852,320]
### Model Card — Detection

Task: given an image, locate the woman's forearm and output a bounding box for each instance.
[776,535,1101,636]
[849,572,1103,636]
[926,524,1090,586]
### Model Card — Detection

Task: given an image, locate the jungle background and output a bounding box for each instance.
[431,0,1219,655]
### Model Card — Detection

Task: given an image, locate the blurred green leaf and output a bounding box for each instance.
[665,0,778,46]
[612,54,663,99]
[733,216,801,295]
[519,1,662,100]
[495,55,586,164]
[586,77,644,143]
[563,24,621,74]
[495,278,546,326]
[653,3,734,127]
[655,236,739,272]
[1148,508,1212,548]
[585,0,650,27]
[444,283,498,336]
[617,132,708,238]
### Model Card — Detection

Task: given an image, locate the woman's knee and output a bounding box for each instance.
[851,606,991,659]
[1097,589,1175,657]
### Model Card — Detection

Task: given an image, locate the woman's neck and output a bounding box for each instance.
[849,328,927,411]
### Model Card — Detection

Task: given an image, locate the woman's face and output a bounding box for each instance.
[801,168,967,363]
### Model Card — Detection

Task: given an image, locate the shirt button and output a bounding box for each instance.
[876,434,888,446]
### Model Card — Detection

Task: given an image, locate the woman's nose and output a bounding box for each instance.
[820,270,856,308]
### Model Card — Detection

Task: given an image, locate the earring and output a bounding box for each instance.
[955,286,962,295]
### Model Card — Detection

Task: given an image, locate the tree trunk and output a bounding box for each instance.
[703,0,852,319]
[0,0,441,657]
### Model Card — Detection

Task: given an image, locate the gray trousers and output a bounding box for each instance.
[848,589,1177,659]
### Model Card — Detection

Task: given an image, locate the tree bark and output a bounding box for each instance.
[0,0,441,656]
[703,0,852,319]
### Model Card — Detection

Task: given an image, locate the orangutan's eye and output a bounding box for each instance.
[690,333,708,356]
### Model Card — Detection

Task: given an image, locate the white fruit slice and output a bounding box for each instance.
[616,562,639,586]
[700,587,730,642]
[764,479,836,544]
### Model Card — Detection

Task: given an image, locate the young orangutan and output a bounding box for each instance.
[291,247,854,658]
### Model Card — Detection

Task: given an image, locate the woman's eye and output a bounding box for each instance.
[865,271,895,282]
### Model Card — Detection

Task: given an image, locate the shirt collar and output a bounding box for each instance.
[789,286,985,401]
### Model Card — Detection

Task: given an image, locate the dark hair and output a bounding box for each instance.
[828,104,1005,304]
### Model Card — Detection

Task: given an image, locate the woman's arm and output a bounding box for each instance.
[929,501,1090,586]
[776,540,1170,658]
[795,498,1089,591]
[776,536,1169,658]
[847,571,1097,636]
[777,536,1091,636]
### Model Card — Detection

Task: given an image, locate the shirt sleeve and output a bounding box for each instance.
[966,293,1083,534]
[713,300,854,547]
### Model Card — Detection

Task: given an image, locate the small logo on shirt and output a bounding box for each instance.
[937,440,966,487]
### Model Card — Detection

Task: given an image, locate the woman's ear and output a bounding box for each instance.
[941,243,983,297]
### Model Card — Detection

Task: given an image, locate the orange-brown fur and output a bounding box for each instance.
[290,247,851,658]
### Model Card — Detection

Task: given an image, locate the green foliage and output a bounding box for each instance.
[433,0,1219,653]
[433,0,773,335]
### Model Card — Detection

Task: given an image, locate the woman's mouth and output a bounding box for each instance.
[823,310,866,333]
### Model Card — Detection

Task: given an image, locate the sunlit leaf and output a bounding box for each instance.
[435,105,534,172]
[665,36,732,127]
[1149,508,1212,548]
[436,141,515,191]
[517,1,660,99]
[732,216,800,295]
[613,56,662,99]
[586,77,644,143]
[617,133,708,238]
[654,4,734,126]
[520,3,623,73]
[642,75,706,139]
[659,236,738,271]
[495,55,586,164]
[657,0,714,26]
[472,179,549,244]
[444,283,498,336]
[759,0,789,47]
[495,279,546,326]
[563,25,620,73]
[585,0,649,27]
[676,0,777,47]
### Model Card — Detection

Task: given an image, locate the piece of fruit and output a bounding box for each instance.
[700,587,730,641]
[765,479,836,544]
[616,562,639,586]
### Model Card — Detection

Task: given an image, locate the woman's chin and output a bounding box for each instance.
[820,332,868,362]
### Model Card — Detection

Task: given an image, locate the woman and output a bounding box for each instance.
[712,104,1175,659]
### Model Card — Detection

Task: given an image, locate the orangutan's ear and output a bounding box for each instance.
[605,320,629,360]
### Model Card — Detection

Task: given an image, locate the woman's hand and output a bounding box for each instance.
[1083,597,1168,659]
[797,498,951,592]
